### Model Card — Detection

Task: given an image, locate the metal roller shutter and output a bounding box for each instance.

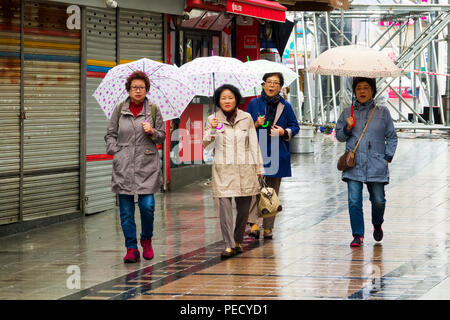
[118,8,165,183]
[0,0,21,225]
[118,8,163,62]
[85,6,116,214]
[22,1,80,221]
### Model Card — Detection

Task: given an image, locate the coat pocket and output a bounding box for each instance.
[368,152,387,178]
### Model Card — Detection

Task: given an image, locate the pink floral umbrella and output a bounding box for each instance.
[93,58,195,120]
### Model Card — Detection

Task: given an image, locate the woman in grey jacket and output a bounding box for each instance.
[336,77,398,247]
[105,71,166,263]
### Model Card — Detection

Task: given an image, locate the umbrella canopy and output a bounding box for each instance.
[307,45,404,78]
[179,56,261,97]
[93,58,195,121]
[242,59,298,96]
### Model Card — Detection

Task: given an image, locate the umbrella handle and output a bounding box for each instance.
[350,105,356,127]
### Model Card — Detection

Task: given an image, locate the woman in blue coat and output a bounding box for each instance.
[336,77,398,247]
[246,72,300,239]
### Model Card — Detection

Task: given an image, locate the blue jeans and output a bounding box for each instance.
[347,180,386,237]
[118,194,155,249]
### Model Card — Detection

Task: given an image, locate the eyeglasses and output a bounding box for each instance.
[265,81,280,86]
[131,86,146,91]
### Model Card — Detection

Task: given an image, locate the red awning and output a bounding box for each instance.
[226,0,286,23]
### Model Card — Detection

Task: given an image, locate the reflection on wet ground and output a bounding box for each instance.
[0,132,449,300]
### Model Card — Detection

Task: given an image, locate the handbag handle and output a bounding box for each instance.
[258,176,267,188]
[352,105,376,153]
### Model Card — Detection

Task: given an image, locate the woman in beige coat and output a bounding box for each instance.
[203,84,264,259]
[105,71,165,263]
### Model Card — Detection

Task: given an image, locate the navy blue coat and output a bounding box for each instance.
[335,103,398,184]
[246,96,300,178]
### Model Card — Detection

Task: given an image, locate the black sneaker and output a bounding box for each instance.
[373,224,383,242]
[350,235,364,247]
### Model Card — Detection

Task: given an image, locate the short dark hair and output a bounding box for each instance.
[125,71,150,92]
[213,84,242,109]
[352,77,377,97]
[263,72,284,87]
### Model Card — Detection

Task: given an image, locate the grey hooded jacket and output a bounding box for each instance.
[335,101,398,184]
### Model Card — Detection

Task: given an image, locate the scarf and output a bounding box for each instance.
[222,108,238,125]
[353,97,375,110]
[129,101,144,118]
[261,90,281,133]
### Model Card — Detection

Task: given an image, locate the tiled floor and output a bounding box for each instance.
[0,131,449,300]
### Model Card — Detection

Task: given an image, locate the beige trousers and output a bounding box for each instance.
[217,196,252,249]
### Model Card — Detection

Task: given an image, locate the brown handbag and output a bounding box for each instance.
[337,105,376,171]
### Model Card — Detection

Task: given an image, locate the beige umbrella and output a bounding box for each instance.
[307,45,404,78]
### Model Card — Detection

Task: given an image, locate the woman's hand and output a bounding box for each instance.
[346,116,355,131]
[255,115,266,128]
[211,117,219,128]
[270,125,285,136]
[141,121,154,135]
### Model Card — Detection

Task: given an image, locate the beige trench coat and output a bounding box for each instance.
[104,98,166,195]
[203,108,264,198]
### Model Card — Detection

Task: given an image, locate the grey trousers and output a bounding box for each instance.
[217,196,252,249]
[247,177,282,230]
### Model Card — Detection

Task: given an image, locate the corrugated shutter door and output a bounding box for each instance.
[85,7,116,214]
[118,8,165,185]
[119,9,163,62]
[0,0,21,225]
[22,1,80,220]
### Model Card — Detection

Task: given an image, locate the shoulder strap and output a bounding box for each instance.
[151,103,156,125]
[116,101,125,128]
[353,105,376,153]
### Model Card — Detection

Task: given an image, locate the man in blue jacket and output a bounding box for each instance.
[336,77,398,247]
[246,72,300,239]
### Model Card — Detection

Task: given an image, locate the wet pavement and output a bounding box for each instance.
[0,131,449,300]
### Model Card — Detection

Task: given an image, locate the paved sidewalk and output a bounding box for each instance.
[0,132,448,300]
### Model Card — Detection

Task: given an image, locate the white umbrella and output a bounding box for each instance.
[242,59,298,96]
[93,58,195,121]
[307,45,404,78]
[179,56,261,97]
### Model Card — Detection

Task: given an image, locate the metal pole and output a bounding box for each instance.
[370,20,398,48]
[339,9,345,116]
[399,20,402,121]
[427,14,435,123]
[301,12,313,123]
[19,0,24,222]
[293,12,303,122]
[325,12,338,122]
[412,18,419,123]
[379,21,409,51]
[80,6,87,214]
[312,13,325,125]
[431,37,445,125]
[447,0,450,125]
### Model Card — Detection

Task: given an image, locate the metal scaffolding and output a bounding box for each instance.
[290,1,450,130]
